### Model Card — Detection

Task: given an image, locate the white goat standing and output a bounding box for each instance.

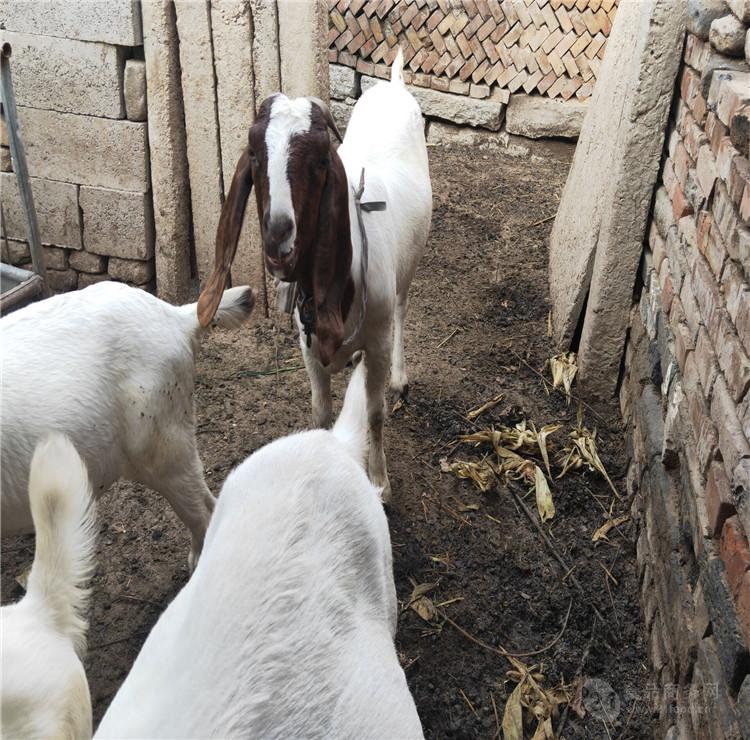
[96,364,424,739]
[198,49,432,502]
[1,434,96,739]
[1,281,254,566]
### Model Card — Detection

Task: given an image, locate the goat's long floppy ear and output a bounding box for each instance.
[197,147,254,327]
[313,149,354,366]
[307,97,343,143]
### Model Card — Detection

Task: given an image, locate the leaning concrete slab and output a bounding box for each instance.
[250,0,281,104]
[278,0,329,99]
[211,0,264,296]
[0,31,126,119]
[2,0,142,46]
[549,0,687,400]
[16,107,149,191]
[142,0,192,303]
[174,0,224,285]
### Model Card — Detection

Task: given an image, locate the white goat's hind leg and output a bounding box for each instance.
[390,293,410,398]
[302,344,333,428]
[149,449,215,571]
[365,335,392,503]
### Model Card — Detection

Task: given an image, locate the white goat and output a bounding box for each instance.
[96,364,424,739]
[1,281,254,566]
[198,49,432,502]
[1,434,96,739]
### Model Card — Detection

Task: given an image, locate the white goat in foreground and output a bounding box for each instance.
[96,364,424,739]
[198,48,432,502]
[1,434,96,739]
[1,281,255,566]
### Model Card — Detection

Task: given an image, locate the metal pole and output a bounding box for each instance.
[1,42,48,291]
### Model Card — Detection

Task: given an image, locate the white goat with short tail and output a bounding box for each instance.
[198,48,432,502]
[1,281,255,567]
[96,363,424,739]
[1,434,96,739]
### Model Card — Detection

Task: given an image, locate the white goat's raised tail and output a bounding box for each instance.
[391,46,405,85]
[2,434,96,739]
[26,434,96,656]
[333,362,369,469]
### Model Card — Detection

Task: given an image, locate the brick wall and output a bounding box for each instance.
[0,2,155,293]
[328,0,618,144]
[620,3,750,737]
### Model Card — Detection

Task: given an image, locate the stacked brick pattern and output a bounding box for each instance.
[0,2,155,293]
[620,5,750,737]
[327,0,617,101]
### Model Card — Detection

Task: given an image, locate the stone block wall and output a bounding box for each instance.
[0,4,155,293]
[328,0,618,145]
[620,3,750,736]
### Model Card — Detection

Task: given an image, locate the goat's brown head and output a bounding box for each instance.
[197,94,353,365]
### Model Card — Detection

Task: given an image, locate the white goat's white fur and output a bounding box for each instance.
[96,364,424,739]
[1,434,96,739]
[298,49,432,502]
[1,281,254,565]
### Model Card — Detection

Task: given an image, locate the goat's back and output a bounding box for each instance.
[0,282,197,533]
[96,430,423,739]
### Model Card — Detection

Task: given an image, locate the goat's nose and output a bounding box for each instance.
[264,214,294,257]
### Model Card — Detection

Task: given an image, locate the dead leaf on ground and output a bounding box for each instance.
[502,656,571,740]
[548,352,577,404]
[592,515,629,542]
[407,579,439,624]
[559,426,619,497]
[466,392,505,421]
[534,466,555,523]
[440,457,495,493]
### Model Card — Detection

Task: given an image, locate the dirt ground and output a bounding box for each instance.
[2,143,654,738]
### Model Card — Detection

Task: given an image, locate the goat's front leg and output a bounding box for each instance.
[302,342,333,428]
[365,332,393,504]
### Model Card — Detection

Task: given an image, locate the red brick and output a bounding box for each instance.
[723,259,748,323]
[729,156,750,207]
[691,254,723,333]
[707,111,729,157]
[707,460,737,537]
[742,184,750,224]
[673,140,692,184]
[698,414,721,474]
[721,516,750,598]
[737,572,750,645]
[661,272,675,315]
[671,183,693,220]
[681,66,700,106]
[730,104,750,158]
[696,144,718,199]
[717,138,740,183]
[715,318,750,402]
[713,183,742,260]
[697,210,713,253]
[712,375,750,479]
[695,326,720,397]
[717,77,750,128]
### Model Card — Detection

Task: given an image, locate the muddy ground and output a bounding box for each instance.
[2,143,654,738]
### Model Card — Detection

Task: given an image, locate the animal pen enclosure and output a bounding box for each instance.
[1,0,750,738]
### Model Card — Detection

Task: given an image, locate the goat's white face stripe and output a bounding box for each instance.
[265,97,313,245]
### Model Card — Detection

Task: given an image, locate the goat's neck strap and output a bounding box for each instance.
[341,167,386,348]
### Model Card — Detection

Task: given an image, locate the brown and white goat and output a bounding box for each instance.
[198,50,431,501]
